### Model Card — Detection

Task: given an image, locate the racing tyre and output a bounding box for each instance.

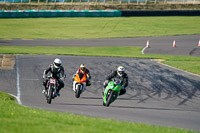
[75,85,81,98]
[106,91,113,107]
[47,86,53,104]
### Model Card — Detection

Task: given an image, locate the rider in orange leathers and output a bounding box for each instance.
[73,64,91,87]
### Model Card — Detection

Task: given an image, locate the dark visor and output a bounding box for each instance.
[81,68,86,71]
[55,63,61,66]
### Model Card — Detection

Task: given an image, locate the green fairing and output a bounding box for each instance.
[103,81,122,104]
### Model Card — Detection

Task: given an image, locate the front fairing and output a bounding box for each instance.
[73,73,86,93]
[103,81,122,103]
[107,81,122,92]
[74,73,87,83]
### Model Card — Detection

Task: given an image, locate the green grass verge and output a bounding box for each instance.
[0,46,200,75]
[0,91,196,133]
[0,17,200,39]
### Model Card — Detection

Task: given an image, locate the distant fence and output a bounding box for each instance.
[0,0,200,4]
[0,10,200,18]
[122,10,200,16]
[0,10,122,17]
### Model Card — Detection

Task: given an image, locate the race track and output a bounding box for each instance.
[0,35,200,131]
[0,34,200,56]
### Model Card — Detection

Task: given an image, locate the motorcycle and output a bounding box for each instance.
[103,79,122,107]
[45,77,59,104]
[72,73,87,98]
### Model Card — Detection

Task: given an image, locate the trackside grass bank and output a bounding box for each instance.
[0,92,196,133]
[0,46,200,75]
[0,17,200,39]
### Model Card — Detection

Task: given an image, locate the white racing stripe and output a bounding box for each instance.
[16,56,22,105]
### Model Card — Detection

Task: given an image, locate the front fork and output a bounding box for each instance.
[47,84,57,97]
[103,90,118,104]
[73,81,86,92]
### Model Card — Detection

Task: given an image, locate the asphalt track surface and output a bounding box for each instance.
[0,35,200,131]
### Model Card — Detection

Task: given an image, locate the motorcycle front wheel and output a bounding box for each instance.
[47,86,53,104]
[106,91,113,107]
[75,85,81,98]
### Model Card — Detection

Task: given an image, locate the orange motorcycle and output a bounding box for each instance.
[72,73,87,98]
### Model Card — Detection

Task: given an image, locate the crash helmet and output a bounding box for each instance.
[117,66,125,77]
[53,58,62,68]
[80,64,86,72]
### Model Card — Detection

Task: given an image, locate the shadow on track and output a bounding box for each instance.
[58,103,102,107]
[80,96,102,100]
[130,63,200,105]
[110,105,200,112]
[31,55,200,107]
[87,60,200,106]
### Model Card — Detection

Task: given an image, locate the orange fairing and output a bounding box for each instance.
[74,73,87,83]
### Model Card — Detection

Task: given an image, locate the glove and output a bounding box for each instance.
[42,74,46,79]
[60,74,66,81]
[104,80,109,86]
[122,85,125,90]
[72,74,76,78]
[60,77,65,81]
[86,74,91,80]
[72,74,76,81]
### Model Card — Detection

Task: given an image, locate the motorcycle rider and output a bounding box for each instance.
[42,58,65,96]
[103,66,128,96]
[73,64,91,88]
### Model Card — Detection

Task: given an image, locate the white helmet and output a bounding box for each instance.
[53,58,62,68]
[117,66,125,77]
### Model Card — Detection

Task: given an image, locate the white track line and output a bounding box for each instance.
[16,56,22,105]
[8,93,22,105]
[141,46,147,55]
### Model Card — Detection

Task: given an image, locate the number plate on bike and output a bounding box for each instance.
[50,79,56,84]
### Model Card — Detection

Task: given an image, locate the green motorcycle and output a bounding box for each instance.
[103,79,122,107]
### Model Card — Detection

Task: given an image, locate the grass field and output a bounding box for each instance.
[0,17,200,39]
[0,92,196,133]
[0,17,200,133]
